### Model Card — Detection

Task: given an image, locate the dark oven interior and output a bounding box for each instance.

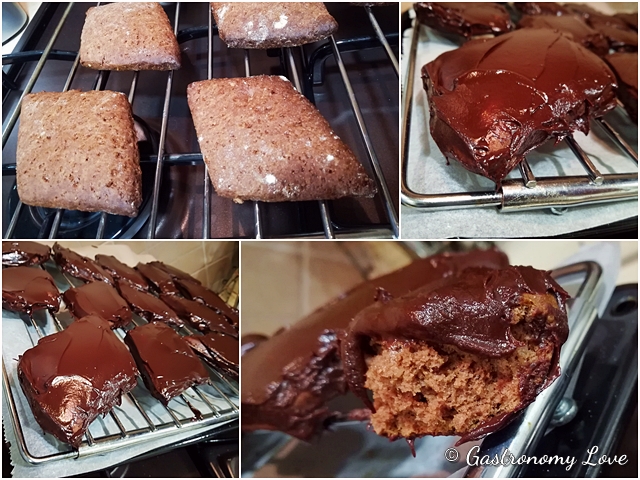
[2,2,399,239]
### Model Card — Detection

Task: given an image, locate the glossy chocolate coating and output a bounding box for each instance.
[135,262,180,295]
[514,2,568,16]
[148,261,202,285]
[185,332,239,378]
[341,265,569,443]
[17,315,138,447]
[2,241,51,267]
[518,14,609,56]
[423,29,617,185]
[124,322,209,405]
[3,266,60,314]
[241,248,509,440]
[95,254,149,291]
[414,2,514,38]
[53,243,113,285]
[615,12,638,31]
[116,280,184,328]
[63,281,132,329]
[160,294,238,337]
[565,5,638,51]
[175,278,238,325]
[605,52,638,121]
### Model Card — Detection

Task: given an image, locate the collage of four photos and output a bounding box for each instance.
[1,0,638,478]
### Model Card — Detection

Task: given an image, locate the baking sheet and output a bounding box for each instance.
[2,244,239,477]
[401,23,638,239]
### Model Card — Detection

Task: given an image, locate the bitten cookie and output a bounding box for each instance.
[212,2,338,49]
[17,90,142,217]
[80,2,181,71]
[187,75,376,203]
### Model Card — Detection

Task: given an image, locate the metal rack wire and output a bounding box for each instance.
[401,18,638,214]
[2,2,399,240]
[2,260,239,465]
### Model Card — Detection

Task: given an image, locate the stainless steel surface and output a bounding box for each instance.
[2,260,239,465]
[401,19,638,216]
[2,3,28,44]
[464,261,603,477]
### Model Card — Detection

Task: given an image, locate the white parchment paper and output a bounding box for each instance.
[2,244,239,477]
[401,24,638,239]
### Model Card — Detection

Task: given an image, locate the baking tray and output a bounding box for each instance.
[2,260,239,465]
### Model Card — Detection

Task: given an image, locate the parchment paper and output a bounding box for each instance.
[401,23,638,239]
[2,244,239,477]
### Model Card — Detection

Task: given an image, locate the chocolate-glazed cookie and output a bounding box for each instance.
[124,322,209,405]
[95,254,149,291]
[2,241,51,267]
[160,294,238,337]
[116,280,184,328]
[53,243,114,285]
[3,266,60,314]
[63,281,132,329]
[17,315,138,447]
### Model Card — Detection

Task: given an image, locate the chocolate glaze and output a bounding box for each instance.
[185,332,239,378]
[53,244,114,285]
[175,278,239,325]
[423,29,618,185]
[3,266,60,314]
[517,14,609,57]
[160,294,238,337]
[615,12,638,31]
[63,281,132,329]
[341,265,569,443]
[414,3,514,38]
[116,280,184,328]
[2,241,51,267]
[605,52,638,122]
[241,333,269,356]
[95,254,149,291]
[124,322,209,405]
[514,2,568,16]
[17,315,138,447]
[565,5,638,51]
[135,262,180,295]
[148,261,202,285]
[241,248,509,439]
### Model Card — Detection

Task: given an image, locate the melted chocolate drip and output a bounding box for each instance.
[2,241,51,267]
[116,280,184,328]
[53,243,113,285]
[63,281,132,329]
[161,294,238,337]
[135,262,180,295]
[17,315,138,447]
[341,265,569,443]
[95,254,149,291]
[185,332,239,378]
[423,29,617,185]
[175,278,239,325]
[241,249,509,440]
[3,266,60,314]
[124,322,209,405]
[414,2,514,38]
